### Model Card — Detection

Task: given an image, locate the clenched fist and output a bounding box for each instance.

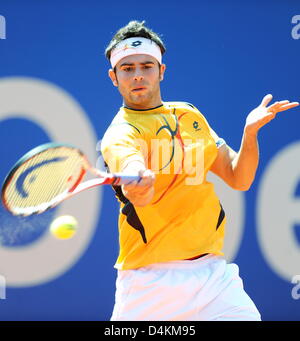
[122,169,156,206]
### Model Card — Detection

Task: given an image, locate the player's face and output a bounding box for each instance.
[109,54,166,110]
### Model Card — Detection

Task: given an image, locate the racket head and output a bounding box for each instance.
[1,142,90,216]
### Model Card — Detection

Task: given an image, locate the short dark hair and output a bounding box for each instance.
[105,20,166,61]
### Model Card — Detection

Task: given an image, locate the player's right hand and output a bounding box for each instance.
[122,169,155,206]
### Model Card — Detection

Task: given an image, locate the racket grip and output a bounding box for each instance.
[112,174,142,186]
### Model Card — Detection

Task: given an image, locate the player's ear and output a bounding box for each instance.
[159,64,166,81]
[108,69,118,87]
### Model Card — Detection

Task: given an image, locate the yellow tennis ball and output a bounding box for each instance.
[50,215,78,240]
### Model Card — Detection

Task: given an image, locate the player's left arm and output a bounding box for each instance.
[210,94,299,191]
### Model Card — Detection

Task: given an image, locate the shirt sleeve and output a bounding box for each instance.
[215,137,226,149]
[100,122,147,173]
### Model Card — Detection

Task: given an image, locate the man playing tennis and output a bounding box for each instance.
[101,20,299,321]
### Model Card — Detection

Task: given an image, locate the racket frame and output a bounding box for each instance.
[1,142,141,216]
[1,142,89,215]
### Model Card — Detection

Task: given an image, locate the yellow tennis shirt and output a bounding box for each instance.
[101,101,226,270]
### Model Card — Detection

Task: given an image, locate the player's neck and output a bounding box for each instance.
[123,97,163,110]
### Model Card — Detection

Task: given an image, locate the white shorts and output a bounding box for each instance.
[110,254,261,321]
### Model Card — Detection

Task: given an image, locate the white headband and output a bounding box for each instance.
[110,37,162,68]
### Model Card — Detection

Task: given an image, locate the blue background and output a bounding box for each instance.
[0,0,300,321]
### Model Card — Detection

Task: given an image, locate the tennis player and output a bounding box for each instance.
[100,20,299,321]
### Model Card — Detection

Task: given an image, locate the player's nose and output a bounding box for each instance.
[133,69,144,81]
[134,75,144,81]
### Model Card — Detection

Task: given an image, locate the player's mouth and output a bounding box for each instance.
[131,87,147,93]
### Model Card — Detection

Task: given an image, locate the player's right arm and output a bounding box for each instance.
[121,162,155,206]
[100,123,155,206]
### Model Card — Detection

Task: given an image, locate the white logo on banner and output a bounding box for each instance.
[0,15,5,40]
[257,141,300,281]
[0,77,101,287]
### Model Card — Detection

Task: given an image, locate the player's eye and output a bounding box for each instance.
[123,67,133,72]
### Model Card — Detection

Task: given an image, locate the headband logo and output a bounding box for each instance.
[131,40,142,47]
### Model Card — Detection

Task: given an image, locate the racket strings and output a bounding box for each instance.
[4,147,84,214]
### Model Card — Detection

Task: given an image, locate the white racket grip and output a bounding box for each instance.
[71,174,142,196]
[112,174,142,185]
[90,168,141,185]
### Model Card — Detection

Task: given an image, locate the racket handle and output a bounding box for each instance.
[111,174,142,186]
[90,169,143,186]
[71,174,142,197]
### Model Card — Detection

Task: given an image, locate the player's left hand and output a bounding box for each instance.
[244,94,299,135]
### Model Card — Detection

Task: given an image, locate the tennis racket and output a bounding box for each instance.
[1,142,141,216]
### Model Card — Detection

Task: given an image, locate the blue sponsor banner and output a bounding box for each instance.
[0,0,299,321]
